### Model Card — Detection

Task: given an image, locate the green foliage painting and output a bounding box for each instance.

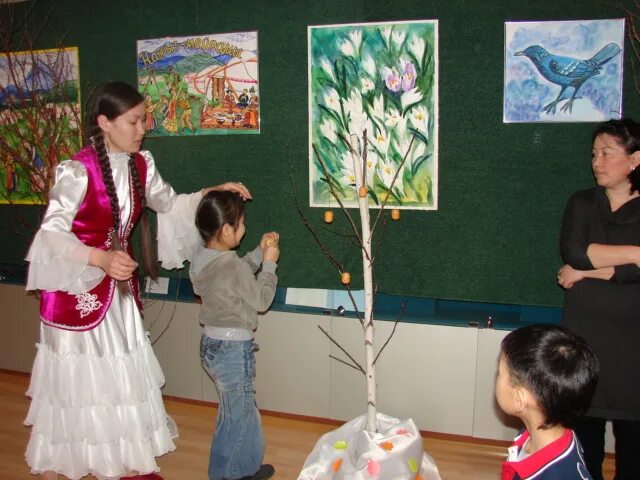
[308,20,439,210]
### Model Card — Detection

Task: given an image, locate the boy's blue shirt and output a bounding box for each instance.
[501,429,592,479]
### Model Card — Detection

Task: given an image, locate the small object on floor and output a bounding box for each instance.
[238,464,275,480]
[123,473,164,479]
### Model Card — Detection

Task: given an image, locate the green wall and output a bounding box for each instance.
[2,0,638,306]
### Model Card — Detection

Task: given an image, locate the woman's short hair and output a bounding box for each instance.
[593,119,640,193]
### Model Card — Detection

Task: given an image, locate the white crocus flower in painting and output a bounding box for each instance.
[398,138,425,168]
[410,105,429,135]
[339,151,358,187]
[373,128,390,155]
[371,94,385,122]
[324,87,342,114]
[348,111,366,137]
[320,57,336,82]
[345,89,363,116]
[409,35,426,63]
[340,38,355,57]
[362,54,376,78]
[384,107,401,127]
[349,30,362,53]
[360,77,375,94]
[364,149,378,186]
[392,30,407,50]
[320,118,337,144]
[378,159,404,194]
[395,115,408,138]
[363,117,376,144]
[400,87,422,110]
[381,27,392,48]
[345,89,365,135]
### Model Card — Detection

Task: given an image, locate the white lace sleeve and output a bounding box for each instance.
[142,151,204,269]
[25,160,106,293]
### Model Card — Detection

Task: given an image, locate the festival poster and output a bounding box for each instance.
[0,47,81,204]
[137,31,260,136]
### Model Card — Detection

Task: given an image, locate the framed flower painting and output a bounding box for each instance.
[308,20,439,210]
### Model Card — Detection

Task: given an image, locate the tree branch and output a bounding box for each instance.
[318,325,365,374]
[373,300,408,365]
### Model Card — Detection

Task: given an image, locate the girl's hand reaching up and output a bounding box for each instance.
[260,232,280,263]
[260,232,279,250]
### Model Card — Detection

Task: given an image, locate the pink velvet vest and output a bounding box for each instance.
[40,146,147,331]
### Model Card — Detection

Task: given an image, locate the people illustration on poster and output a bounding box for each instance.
[137,31,260,136]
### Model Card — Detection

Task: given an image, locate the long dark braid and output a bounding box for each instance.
[84,81,159,287]
[91,127,122,248]
[128,153,158,278]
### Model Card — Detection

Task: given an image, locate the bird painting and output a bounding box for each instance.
[515,43,621,114]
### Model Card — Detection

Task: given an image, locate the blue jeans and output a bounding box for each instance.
[200,335,264,480]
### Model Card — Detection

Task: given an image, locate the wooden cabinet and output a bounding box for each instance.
[0,283,613,449]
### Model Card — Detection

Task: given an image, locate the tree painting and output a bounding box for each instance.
[308,20,439,211]
[0,47,81,204]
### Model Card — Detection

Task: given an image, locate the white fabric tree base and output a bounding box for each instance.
[298,413,441,480]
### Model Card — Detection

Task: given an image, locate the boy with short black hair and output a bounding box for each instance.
[497,324,599,479]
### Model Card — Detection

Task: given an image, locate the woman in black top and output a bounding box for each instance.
[557,119,640,480]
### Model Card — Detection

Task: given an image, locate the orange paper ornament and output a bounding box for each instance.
[324,210,334,223]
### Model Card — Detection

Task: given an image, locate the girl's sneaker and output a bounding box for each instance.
[238,464,275,480]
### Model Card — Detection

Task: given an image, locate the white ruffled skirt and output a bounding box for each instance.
[24,288,177,480]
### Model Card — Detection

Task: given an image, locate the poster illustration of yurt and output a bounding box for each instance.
[137,31,260,136]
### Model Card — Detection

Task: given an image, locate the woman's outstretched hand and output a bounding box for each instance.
[203,182,252,200]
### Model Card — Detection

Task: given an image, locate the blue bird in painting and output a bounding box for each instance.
[515,43,621,114]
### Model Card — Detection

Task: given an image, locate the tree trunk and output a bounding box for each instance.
[349,136,376,433]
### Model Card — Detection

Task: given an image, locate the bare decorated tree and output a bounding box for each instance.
[298,130,416,432]
[293,130,440,479]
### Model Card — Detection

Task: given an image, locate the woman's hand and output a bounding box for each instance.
[557,264,584,289]
[90,248,138,281]
[203,182,252,200]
